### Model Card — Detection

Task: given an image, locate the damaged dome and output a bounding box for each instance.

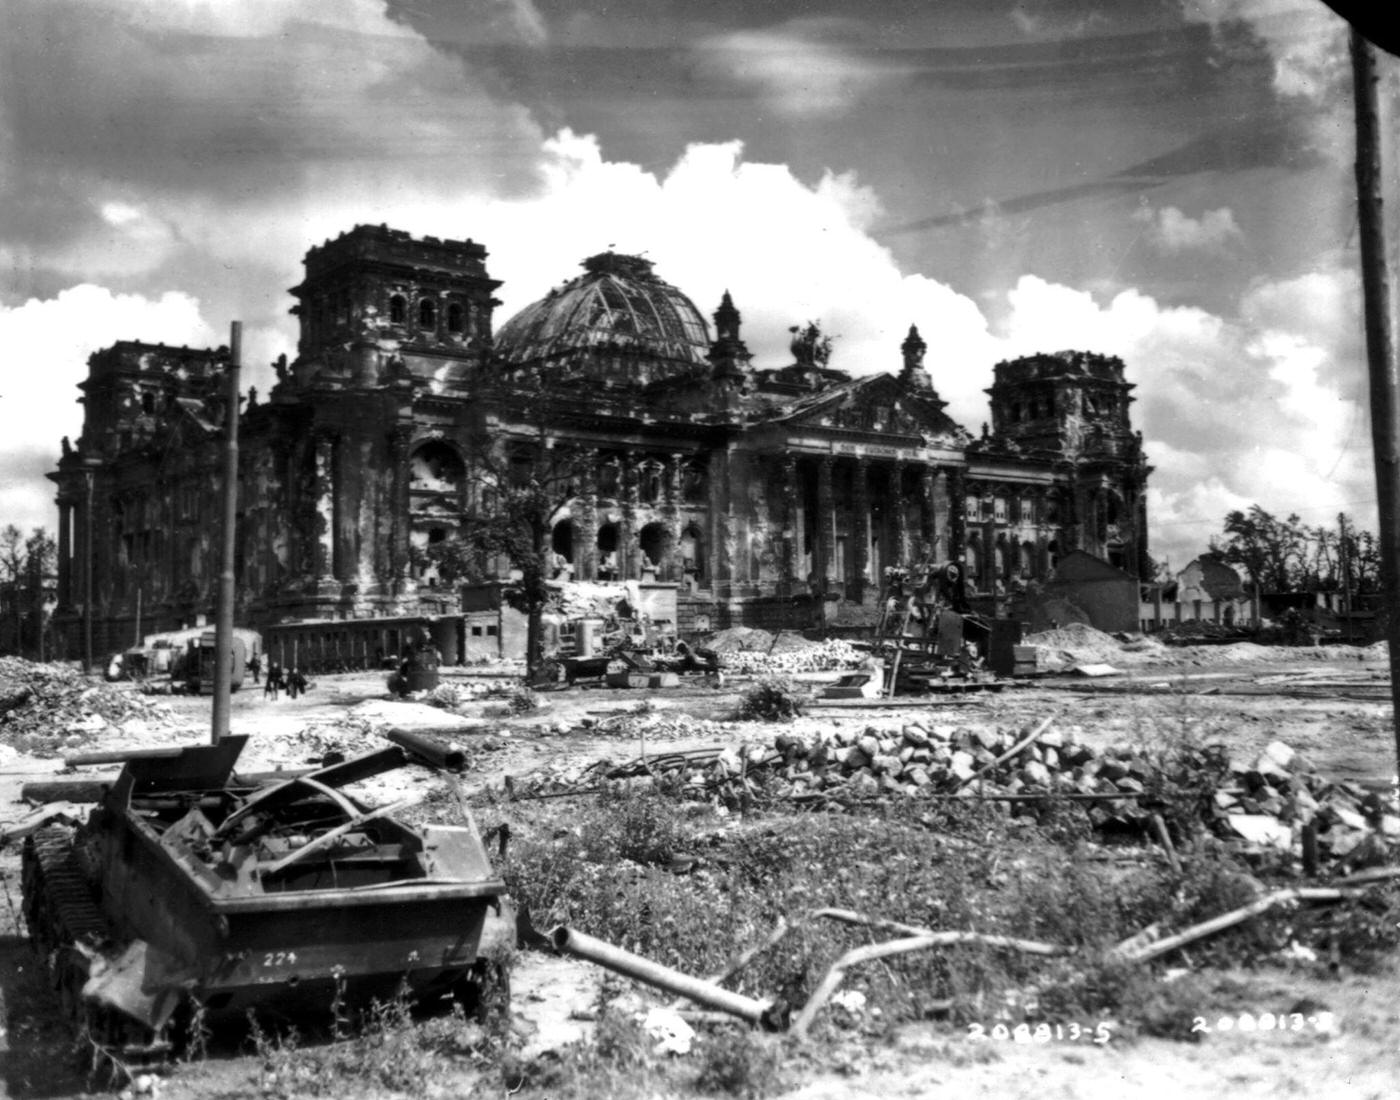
[494,252,711,370]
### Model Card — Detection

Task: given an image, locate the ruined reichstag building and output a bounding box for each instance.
[50,225,1150,654]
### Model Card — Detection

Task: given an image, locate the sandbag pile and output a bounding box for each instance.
[0,657,183,758]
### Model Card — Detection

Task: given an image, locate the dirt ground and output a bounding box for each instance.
[2,647,1399,1098]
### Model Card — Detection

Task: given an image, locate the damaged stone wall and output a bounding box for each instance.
[51,227,1153,653]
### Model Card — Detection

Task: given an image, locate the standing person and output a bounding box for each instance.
[287,667,305,699]
[248,653,262,685]
[264,662,282,701]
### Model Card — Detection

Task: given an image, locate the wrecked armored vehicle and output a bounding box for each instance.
[22,736,509,1061]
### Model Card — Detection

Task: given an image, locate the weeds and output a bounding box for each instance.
[247,989,496,1099]
[734,678,805,721]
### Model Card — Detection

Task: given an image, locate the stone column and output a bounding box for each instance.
[892,460,909,568]
[313,431,337,588]
[852,457,870,599]
[947,468,966,576]
[816,456,834,584]
[57,501,72,609]
[578,455,599,581]
[781,452,798,592]
[667,453,685,583]
[621,451,638,581]
[388,426,413,594]
[919,467,936,558]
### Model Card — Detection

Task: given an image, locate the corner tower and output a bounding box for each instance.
[287,224,501,390]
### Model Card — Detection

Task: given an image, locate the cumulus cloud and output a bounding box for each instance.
[1184,0,1349,101]
[0,0,546,298]
[693,19,896,118]
[0,0,1370,580]
[0,285,224,532]
[1133,205,1243,253]
[990,265,1370,568]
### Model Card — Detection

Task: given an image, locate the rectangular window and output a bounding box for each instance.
[486,625,498,637]
[471,626,482,637]
[965,498,979,522]
[994,497,1007,523]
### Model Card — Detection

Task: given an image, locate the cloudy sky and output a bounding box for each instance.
[0,0,1392,571]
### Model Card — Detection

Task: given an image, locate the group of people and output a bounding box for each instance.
[247,654,309,700]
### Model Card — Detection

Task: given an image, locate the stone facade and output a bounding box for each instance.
[49,225,1151,655]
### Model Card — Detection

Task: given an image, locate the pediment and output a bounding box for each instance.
[776,374,966,443]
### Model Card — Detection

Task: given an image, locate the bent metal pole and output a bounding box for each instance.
[550,926,785,1029]
[212,321,242,745]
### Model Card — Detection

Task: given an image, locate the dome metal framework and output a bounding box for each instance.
[494,253,711,370]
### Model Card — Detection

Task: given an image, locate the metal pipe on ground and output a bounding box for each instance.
[385,727,468,772]
[549,925,787,1030]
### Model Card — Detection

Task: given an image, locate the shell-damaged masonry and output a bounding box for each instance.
[48,225,1150,654]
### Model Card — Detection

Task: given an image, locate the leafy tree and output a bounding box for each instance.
[0,525,23,655]
[424,374,591,675]
[0,525,56,658]
[1212,506,1308,592]
[24,529,56,660]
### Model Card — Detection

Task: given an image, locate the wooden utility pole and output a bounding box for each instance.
[1350,31,1400,778]
[211,322,242,744]
[1338,512,1353,614]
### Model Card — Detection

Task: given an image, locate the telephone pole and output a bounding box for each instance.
[1350,31,1400,778]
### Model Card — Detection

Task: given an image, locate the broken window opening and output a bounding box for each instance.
[682,463,706,504]
[418,298,437,331]
[638,521,670,575]
[409,442,465,491]
[389,295,407,324]
[639,461,663,504]
[552,519,574,574]
[597,460,621,498]
[447,302,464,334]
[596,523,620,581]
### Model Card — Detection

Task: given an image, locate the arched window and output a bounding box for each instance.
[680,524,703,581]
[418,298,437,331]
[389,294,407,324]
[552,520,574,564]
[639,461,662,504]
[639,522,670,572]
[409,441,465,491]
[447,302,464,334]
[965,535,981,583]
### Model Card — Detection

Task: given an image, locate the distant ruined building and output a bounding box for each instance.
[49,225,1151,655]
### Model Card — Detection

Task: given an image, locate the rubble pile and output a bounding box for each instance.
[552,581,631,620]
[1215,739,1400,864]
[249,715,385,766]
[507,721,1400,873]
[578,709,735,742]
[0,657,183,758]
[424,680,497,711]
[718,639,865,676]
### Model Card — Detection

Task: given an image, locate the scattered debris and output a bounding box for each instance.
[0,657,185,758]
